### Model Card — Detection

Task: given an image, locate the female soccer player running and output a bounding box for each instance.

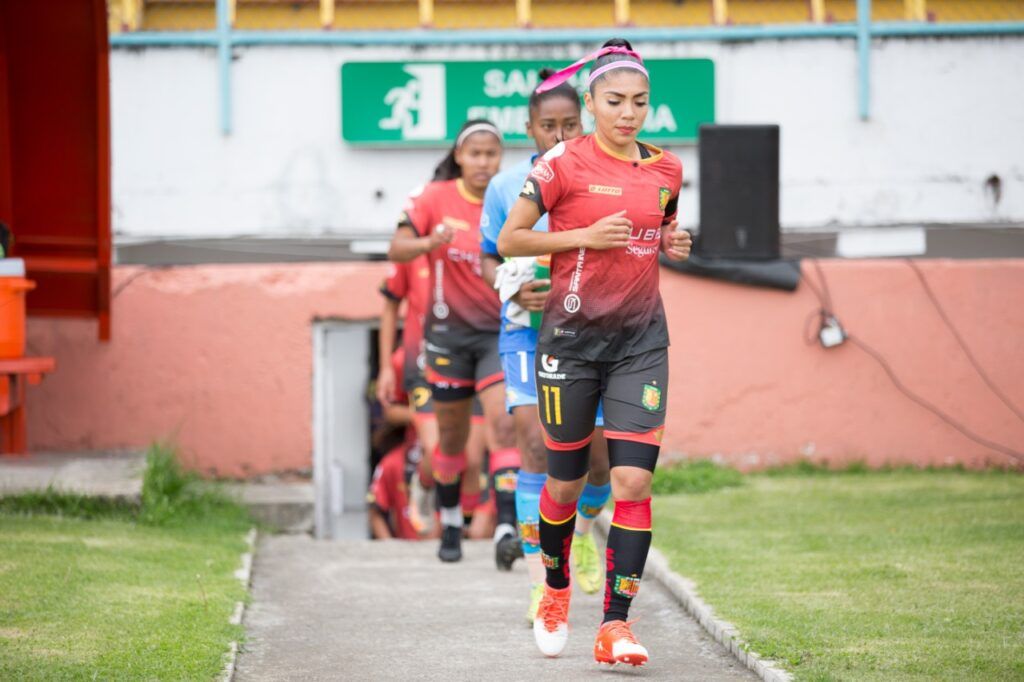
[389,119,521,565]
[376,258,490,538]
[498,40,692,666]
[480,69,612,624]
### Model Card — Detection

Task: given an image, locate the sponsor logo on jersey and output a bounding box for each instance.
[563,293,581,314]
[641,383,662,411]
[613,574,641,598]
[626,243,660,258]
[521,179,537,196]
[433,302,450,320]
[442,216,471,231]
[589,184,623,196]
[494,471,518,493]
[435,356,451,366]
[553,327,578,338]
[659,187,671,211]
[532,161,555,183]
[541,552,560,570]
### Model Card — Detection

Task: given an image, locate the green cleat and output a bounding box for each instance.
[526,582,545,624]
[572,532,603,594]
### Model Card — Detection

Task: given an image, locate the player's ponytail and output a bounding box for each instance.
[528,67,581,118]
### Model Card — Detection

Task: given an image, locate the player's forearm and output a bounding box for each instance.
[499,223,581,257]
[388,231,433,263]
[481,254,500,287]
[378,300,400,362]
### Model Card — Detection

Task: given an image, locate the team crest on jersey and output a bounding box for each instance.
[532,161,555,183]
[494,471,518,493]
[641,383,662,411]
[541,552,560,570]
[659,187,671,211]
[613,574,641,598]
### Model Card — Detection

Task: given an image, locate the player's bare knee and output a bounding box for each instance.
[546,476,586,505]
[486,412,517,450]
[611,467,652,501]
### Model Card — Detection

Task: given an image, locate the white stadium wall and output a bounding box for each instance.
[110,37,1024,241]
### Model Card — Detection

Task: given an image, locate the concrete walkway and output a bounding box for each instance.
[235,535,756,681]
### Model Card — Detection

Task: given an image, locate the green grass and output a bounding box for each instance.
[655,469,1024,681]
[652,458,744,495]
[0,444,252,680]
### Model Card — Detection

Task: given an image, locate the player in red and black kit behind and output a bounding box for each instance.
[498,40,692,666]
[376,255,492,537]
[388,119,522,566]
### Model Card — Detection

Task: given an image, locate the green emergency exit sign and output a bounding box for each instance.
[341,59,714,147]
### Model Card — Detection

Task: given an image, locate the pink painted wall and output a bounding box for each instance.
[25,259,1024,476]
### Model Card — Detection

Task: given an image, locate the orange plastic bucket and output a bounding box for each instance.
[0,277,35,359]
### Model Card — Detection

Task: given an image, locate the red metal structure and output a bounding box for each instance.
[0,0,112,340]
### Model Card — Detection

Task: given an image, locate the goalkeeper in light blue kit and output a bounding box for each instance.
[479,67,612,624]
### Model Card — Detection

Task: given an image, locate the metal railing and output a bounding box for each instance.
[107,0,1024,133]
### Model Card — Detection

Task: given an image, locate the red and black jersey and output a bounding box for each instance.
[400,179,500,335]
[379,256,431,376]
[520,135,682,362]
[368,443,421,540]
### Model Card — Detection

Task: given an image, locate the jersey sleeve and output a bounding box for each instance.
[519,143,571,216]
[479,180,507,257]
[661,156,684,226]
[397,184,433,237]
[379,262,409,302]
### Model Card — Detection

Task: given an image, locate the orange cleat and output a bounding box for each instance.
[533,584,572,657]
[594,620,648,667]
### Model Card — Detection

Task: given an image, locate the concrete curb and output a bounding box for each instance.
[221,527,258,682]
[595,513,792,682]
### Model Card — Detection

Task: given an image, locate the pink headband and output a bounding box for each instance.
[535,45,648,94]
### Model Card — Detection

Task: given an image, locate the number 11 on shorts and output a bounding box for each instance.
[541,385,562,425]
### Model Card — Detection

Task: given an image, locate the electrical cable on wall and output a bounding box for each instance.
[799,259,1024,464]
[904,258,1024,425]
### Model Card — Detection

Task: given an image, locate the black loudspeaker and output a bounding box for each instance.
[697,124,780,260]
